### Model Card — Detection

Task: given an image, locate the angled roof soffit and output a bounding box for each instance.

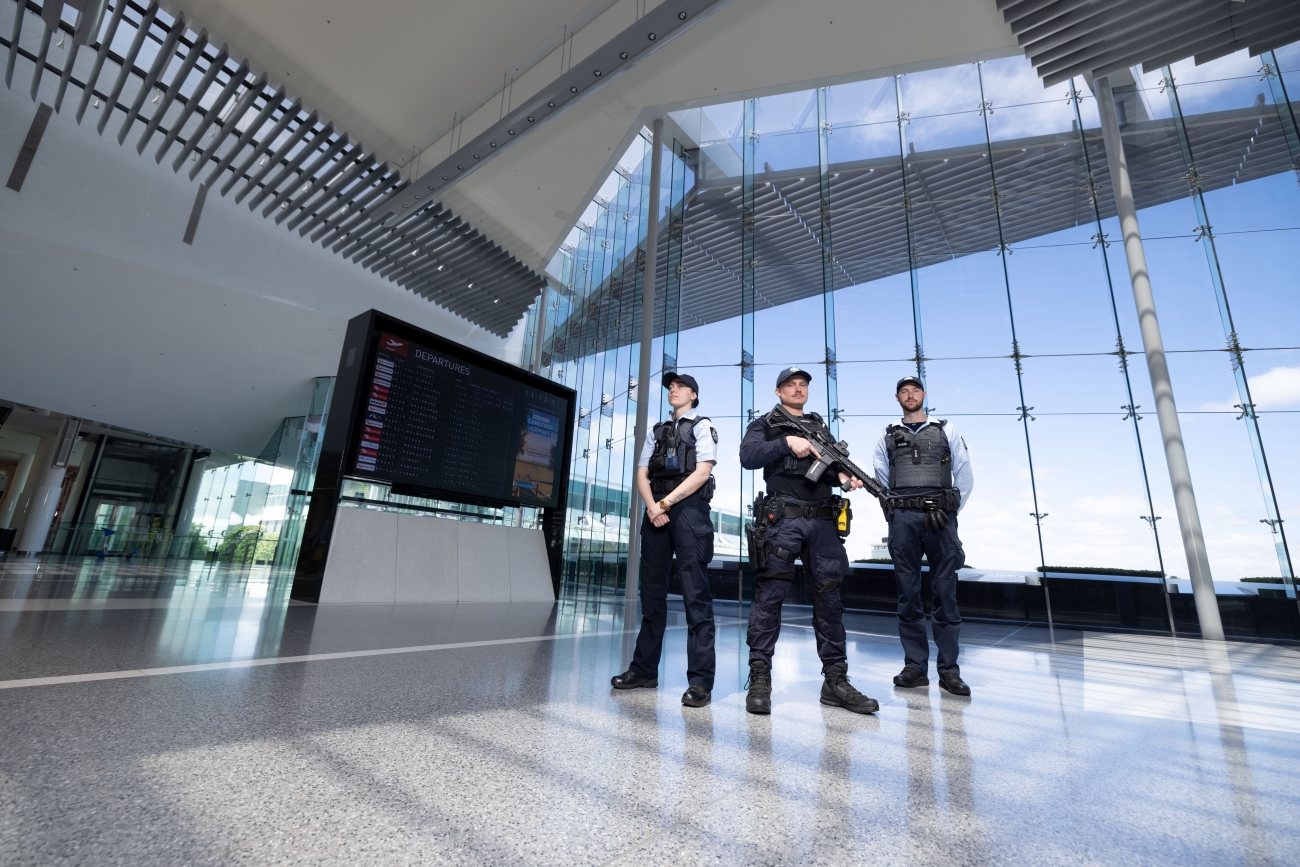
[2,0,544,337]
[1000,0,1300,85]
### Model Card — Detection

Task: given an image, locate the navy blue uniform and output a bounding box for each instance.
[740,409,850,672]
[630,410,718,690]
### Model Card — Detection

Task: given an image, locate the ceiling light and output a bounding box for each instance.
[527,116,535,122]
[468,282,474,288]
[55,33,65,48]
[456,165,463,170]
[93,97,100,108]
[428,185,434,190]
[548,101,555,108]
[619,51,628,60]
[679,11,687,19]
[494,299,499,303]
[260,157,266,165]
[570,87,578,93]
[151,92,159,104]
[438,264,444,271]
[508,130,515,135]
[473,154,480,159]
[593,70,601,77]
[490,142,497,148]
[648,32,656,40]
[413,195,420,200]
[442,175,448,180]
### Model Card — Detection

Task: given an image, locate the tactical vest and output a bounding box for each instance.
[762,408,827,484]
[886,421,952,490]
[648,415,712,498]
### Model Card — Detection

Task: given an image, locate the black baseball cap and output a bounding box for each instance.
[896,375,925,392]
[775,366,812,388]
[662,371,699,394]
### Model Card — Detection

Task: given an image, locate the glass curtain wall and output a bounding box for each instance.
[534,44,1300,603]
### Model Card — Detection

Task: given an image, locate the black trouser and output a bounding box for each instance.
[889,508,963,675]
[746,515,849,672]
[630,495,716,689]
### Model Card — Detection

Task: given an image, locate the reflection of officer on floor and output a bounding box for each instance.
[739,367,880,716]
[872,376,973,696]
[612,372,718,708]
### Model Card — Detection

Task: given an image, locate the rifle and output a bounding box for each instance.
[769,404,889,503]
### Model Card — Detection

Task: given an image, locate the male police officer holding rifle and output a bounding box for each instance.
[739,367,882,715]
[613,372,718,708]
[872,376,973,696]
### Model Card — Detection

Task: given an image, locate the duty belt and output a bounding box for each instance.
[887,490,960,512]
[769,497,836,520]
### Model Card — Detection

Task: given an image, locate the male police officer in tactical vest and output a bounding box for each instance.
[739,367,879,715]
[872,376,973,696]
[612,372,719,707]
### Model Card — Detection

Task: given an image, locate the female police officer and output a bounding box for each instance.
[612,372,718,708]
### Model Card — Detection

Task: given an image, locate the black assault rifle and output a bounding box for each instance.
[769,404,889,503]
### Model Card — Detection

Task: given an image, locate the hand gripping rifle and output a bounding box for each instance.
[770,404,888,503]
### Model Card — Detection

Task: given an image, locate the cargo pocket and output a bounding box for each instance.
[686,509,715,564]
[812,542,849,592]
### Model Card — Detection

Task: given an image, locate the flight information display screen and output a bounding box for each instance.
[352,331,568,507]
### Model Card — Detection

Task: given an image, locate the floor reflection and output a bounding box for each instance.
[1,558,1299,864]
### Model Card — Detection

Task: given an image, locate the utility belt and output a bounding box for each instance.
[649,474,715,502]
[882,488,960,519]
[745,492,853,573]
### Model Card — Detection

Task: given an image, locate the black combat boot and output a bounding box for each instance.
[939,671,971,696]
[611,669,658,689]
[893,667,930,688]
[821,663,879,714]
[681,685,711,707]
[746,661,772,715]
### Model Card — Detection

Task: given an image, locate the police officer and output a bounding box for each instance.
[612,372,718,708]
[872,376,973,696]
[739,367,879,716]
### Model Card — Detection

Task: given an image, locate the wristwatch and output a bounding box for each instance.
[658,498,671,512]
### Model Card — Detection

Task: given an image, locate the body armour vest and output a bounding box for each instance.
[648,416,712,497]
[761,409,828,483]
[886,421,953,490]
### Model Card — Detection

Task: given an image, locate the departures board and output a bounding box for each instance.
[350,330,571,508]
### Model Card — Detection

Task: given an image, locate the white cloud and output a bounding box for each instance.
[1200,365,1300,411]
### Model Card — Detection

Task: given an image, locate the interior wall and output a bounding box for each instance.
[0,71,513,457]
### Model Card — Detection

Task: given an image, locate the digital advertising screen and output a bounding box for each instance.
[349,328,572,508]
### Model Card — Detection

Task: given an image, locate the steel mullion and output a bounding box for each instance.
[202,86,285,185]
[231,110,317,202]
[168,61,252,171]
[151,46,228,161]
[75,0,129,122]
[95,1,158,135]
[116,10,183,143]
[134,29,207,152]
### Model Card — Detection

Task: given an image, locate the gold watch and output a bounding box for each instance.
[658,498,671,512]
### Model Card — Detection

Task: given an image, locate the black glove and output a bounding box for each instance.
[924,507,948,532]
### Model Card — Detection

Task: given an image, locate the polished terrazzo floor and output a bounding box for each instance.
[2,557,1299,865]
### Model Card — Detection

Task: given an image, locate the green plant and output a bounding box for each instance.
[1038,565,1163,577]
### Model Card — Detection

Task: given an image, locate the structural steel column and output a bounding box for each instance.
[1095,75,1223,640]
[625,117,664,602]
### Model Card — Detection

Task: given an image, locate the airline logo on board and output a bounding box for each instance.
[379,333,409,357]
